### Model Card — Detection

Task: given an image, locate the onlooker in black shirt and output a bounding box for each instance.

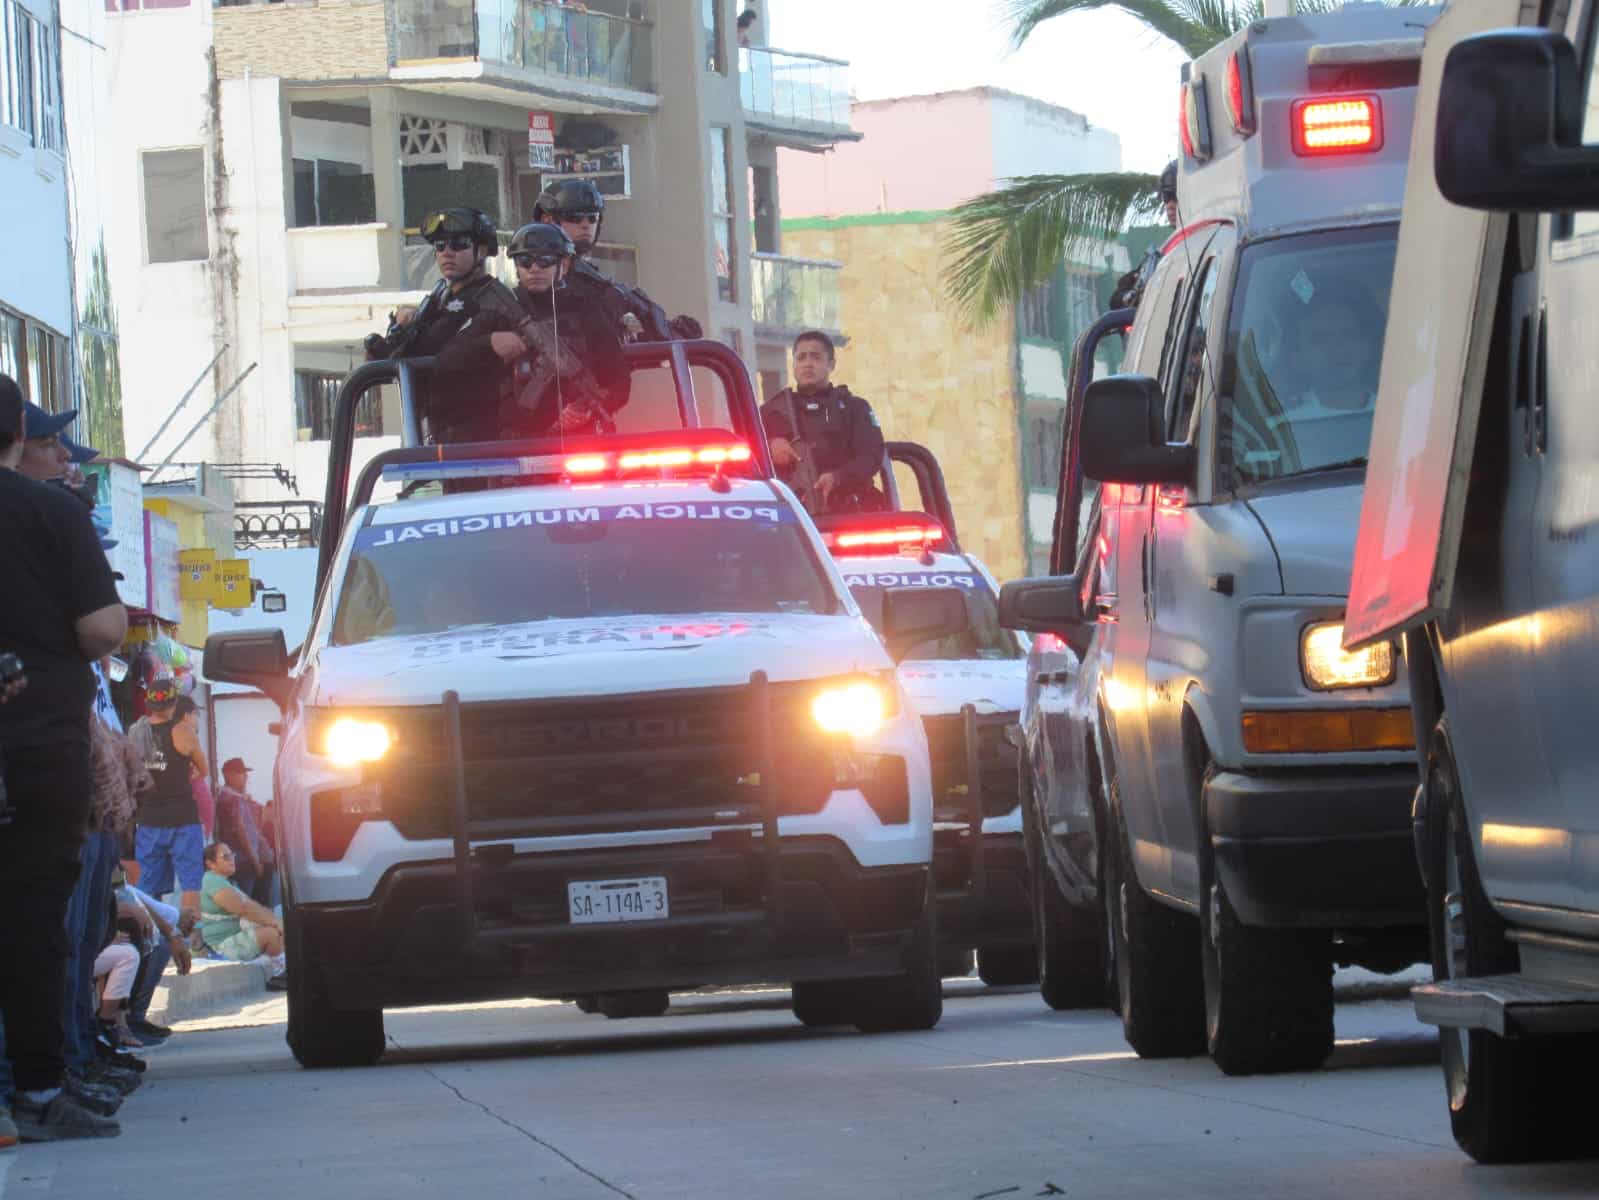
[0,373,127,1140]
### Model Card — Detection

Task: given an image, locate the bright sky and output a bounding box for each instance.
[766,1,1190,175]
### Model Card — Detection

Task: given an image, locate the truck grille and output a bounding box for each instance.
[921,710,1019,822]
[373,684,837,839]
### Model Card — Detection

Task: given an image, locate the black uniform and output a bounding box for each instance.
[366,271,524,444]
[566,260,703,344]
[760,384,887,516]
[495,283,628,438]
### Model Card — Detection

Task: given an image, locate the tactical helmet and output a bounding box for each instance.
[534,179,605,249]
[506,223,576,263]
[420,207,499,256]
[1158,159,1178,203]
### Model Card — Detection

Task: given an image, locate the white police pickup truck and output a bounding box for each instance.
[815,510,1033,987]
[203,345,971,1067]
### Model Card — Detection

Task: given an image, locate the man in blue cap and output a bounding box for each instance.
[16,402,75,483]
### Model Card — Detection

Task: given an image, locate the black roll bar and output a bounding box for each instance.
[885,441,962,552]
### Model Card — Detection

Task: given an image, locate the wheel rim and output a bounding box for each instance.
[1441,788,1472,1111]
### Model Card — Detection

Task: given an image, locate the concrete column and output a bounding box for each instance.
[369,89,405,289]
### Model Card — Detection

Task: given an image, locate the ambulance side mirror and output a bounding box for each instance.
[1436,29,1599,212]
[1079,375,1195,487]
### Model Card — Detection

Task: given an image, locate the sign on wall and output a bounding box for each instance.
[85,461,149,608]
[528,113,556,170]
[179,548,217,601]
[214,559,253,609]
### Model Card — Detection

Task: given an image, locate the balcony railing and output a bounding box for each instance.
[740,46,850,129]
[396,0,651,90]
[750,253,843,334]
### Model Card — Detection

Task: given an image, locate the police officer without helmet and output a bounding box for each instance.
[760,331,886,515]
[0,373,129,1140]
[452,222,628,439]
[363,207,524,444]
[534,179,703,344]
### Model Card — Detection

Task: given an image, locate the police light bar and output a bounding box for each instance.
[572,443,753,476]
[379,439,753,485]
[816,512,948,555]
[1291,95,1382,156]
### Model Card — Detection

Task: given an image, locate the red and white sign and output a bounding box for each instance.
[528,112,555,171]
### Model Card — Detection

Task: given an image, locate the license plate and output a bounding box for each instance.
[568,876,670,925]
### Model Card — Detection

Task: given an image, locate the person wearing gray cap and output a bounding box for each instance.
[0,373,128,1141]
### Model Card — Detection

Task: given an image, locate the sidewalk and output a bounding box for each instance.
[145,956,276,1027]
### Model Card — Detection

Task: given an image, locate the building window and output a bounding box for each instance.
[143,148,209,263]
[0,305,70,414]
[34,12,58,152]
[703,0,724,73]
[2,1,38,143]
[709,126,734,302]
[295,369,383,441]
[1026,407,1068,489]
[1062,269,1099,344]
[292,158,375,227]
[1019,281,1052,341]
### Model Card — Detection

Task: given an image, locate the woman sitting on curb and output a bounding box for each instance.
[197,842,287,989]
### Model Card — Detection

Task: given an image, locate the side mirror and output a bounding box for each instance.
[203,629,291,709]
[1435,29,1599,212]
[881,586,969,661]
[998,575,1085,634]
[1080,375,1195,486]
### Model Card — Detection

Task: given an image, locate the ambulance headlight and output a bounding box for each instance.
[1301,622,1395,690]
[314,713,395,767]
[812,679,893,737]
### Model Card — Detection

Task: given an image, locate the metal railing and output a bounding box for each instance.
[395,0,651,89]
[739,46,850,128]
[749,253,843,333]
[235,501,325,551]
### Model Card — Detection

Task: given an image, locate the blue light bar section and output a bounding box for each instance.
[380,457,558,482]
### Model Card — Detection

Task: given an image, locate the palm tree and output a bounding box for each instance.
[942,0,1418,325]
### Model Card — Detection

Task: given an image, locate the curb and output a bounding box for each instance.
[146,957,273,1026]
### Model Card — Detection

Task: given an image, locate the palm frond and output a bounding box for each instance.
[997,0,1254,58]
[941,173,1163,328]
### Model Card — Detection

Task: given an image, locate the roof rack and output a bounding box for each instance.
[316,340,773,589]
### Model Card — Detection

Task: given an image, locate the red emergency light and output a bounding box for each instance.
[816,512,949,556]
[1225,50,1256,136]
[1291,95,1382,156]
[564,441,752,478]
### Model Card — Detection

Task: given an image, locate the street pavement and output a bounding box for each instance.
[5,970,1597,1200]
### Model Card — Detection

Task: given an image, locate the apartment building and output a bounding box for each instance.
[779,88,1143,579]
[103,0,857,510]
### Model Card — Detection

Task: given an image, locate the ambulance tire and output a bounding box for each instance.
[1425,719,1593,1162]
[791,980,856,1028]
[853,891,943,1034]
[285,907,385,1069]
[977,945,1038,988]
[1109,782,1205,1059]
[597,989,670,1019]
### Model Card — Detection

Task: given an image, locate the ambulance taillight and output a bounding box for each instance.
[1291,96,1383,156]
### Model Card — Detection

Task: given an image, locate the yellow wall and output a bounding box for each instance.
[145,499,216,646]
[783,217,1026,582]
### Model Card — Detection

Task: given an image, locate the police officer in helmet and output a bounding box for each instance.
[363,207,524,444]
[534,179,704,344]
[760,331,886,516]
[488,222,628,438]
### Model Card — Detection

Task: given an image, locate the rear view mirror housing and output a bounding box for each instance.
[203,629,291,709]
[881,586,969,662]
[998,576,1086,634]
[1080,375,1195,487]
[1435,29,1599,212]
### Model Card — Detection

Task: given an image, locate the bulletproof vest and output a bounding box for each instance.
[780,387,860,476]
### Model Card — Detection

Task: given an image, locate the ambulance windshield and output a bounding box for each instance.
[1220,224,1398,486]
[330,499,837,645]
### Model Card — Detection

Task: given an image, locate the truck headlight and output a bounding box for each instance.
[812,679,891,736]
[317,715,394,767]
[1301,622,1395,690]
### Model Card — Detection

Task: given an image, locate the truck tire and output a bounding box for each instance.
[791,980,855,1028]
[1020,770,1103,1009]
[285,908,385,1069]
[853,891,943,1033]
[977,945,1038,987]
[1200,865,1334,1076]
[597,989,670,1019]
[1425,719,1585,1163]
[1108,782,1205,1057]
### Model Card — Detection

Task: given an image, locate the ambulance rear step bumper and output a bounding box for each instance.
[1413,974,1599,1038]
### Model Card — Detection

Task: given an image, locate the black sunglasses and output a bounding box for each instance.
[432,236,475,253]
[513,253,564,269]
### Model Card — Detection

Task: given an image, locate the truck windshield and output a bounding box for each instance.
[1220,224,1398,486]
[841,570,1022,661]
[330,499,837,645]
